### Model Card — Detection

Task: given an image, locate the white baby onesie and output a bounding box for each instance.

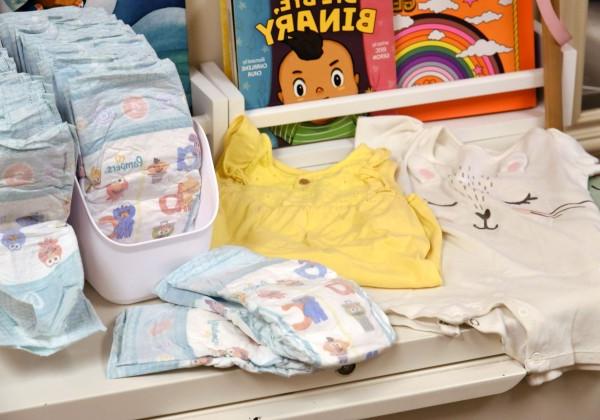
[356,116,600,384]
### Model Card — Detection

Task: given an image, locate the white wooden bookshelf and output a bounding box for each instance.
[191,64,545,164]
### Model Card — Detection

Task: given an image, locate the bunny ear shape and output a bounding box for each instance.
[499,152,528,175]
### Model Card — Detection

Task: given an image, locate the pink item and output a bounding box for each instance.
[361,0,397,91]
[536,0,571,46]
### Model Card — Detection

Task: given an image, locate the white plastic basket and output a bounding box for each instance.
[70,127,219,304]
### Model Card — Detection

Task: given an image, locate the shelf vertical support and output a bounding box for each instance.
[542,0,563,130]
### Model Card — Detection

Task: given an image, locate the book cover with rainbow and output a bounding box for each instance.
[388,0,536,121]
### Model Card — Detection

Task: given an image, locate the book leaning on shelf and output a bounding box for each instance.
[384,0,537,121]
[220,0,397,147]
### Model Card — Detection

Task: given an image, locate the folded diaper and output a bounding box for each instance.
[0,98,61,142]
[53,51,159,122]
[107,303,311,379]
[0,54,15,73]
[0,123,76,224]
[155,246,397,368]
[0,79,46,99]
[0,221,105,356]
[67,60,202,243]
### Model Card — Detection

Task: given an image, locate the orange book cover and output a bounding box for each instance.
[385,0,536,121]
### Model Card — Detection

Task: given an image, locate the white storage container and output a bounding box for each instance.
[70,127,219,304]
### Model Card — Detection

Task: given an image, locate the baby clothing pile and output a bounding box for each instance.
[0,34,104,355]
[108,246,396,378]
[3,6,203,244]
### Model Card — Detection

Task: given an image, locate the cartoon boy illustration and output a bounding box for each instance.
[269,30,361,146]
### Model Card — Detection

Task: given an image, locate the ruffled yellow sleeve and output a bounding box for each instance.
[216,116,273,184]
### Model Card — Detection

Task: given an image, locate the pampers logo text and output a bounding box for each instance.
[256,0,377,46]
[105,154,144,174]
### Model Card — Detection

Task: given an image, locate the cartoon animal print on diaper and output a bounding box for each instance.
[176,132,202,172]
[122,96,149,120]
[325,278,355,295]
[323,337,350,364]
[38,238,62,267]
[0,215,43,252]
[158,176,201,215]
[99,204,136,240]
[282,296,328,331]
[89,167,102,185]
[1,229,25,251]
[342,301,374,332]
[151,221,175,239]
[147,158,170,184]
[105,178,129,202]
[16,214,45,226]
[2,162,34,187]
[294,260,327,279]
[222,347,250,361]
[257,289,287,299]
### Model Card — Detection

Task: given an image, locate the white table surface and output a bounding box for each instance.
[0,285,505,420]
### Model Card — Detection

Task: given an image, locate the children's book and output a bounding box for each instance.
[223,0,397,111]
[387,0,536,121]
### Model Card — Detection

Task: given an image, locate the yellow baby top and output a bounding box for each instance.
[212,116,442,289]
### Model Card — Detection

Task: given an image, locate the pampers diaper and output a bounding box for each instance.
[0,94,61,139]
[156,246,397,368]
[107,303,311,379]
[68,59,202,243]
[0,221,105,355]
[0,123,76,224]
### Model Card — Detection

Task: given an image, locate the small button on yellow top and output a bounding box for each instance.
[298,178,310,185]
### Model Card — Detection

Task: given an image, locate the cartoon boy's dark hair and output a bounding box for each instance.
[283,30,323,60]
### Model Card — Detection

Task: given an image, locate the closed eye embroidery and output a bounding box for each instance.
[504,193,538,205]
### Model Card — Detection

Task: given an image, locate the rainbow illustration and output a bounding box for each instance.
[396,14,504,88]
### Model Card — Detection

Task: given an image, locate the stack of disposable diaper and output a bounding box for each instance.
[3,6,203,244]
[0,33,104,355]
[108,246,396,378]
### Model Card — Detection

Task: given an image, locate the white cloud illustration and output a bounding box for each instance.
[393,15,415,31]
[457,39,512,57]
[418,0,459,14]
[465,11,503,25]
[428,30,446,40]
[499,0,513,5]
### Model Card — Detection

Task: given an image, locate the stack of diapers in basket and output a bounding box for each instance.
[108,246,396,378]
[3,6,202,244]
[0,37,104,355]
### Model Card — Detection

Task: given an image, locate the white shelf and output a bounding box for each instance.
[166,356,525,420]
[0,287,505,420]
[242,69,543,128]
[273,104,545,170]
[194,64,543,160]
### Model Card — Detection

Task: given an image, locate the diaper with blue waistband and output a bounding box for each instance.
[155,246,397,368]
[0,221,105,356]
[68,59,202,243]
[107,303,311,379]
